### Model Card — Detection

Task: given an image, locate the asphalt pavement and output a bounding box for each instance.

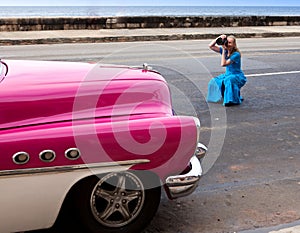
[0,25,300,45]
[3,25,300,233]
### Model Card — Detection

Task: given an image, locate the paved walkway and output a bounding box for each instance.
[0,25,300,45]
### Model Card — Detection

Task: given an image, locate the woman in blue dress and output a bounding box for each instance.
[207,35,247,106]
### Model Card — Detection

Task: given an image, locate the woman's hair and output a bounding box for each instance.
[228,35,241,56]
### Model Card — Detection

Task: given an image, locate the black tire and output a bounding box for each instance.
[73,171,161,233]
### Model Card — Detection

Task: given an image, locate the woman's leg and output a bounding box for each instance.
[223,75,244,105]
[206,75,225,103]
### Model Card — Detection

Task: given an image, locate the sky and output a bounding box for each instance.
[0,0,299,6]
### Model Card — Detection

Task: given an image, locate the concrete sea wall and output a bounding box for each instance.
[0,16,299,31]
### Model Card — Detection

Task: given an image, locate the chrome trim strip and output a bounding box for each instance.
[193,117,201,153]
[0,159,150,177]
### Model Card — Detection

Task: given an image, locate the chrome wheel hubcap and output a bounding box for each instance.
[90,172,145,228]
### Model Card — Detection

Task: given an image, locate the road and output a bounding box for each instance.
[2,37,299,233]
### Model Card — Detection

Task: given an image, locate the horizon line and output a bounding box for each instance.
[1,5,300,7]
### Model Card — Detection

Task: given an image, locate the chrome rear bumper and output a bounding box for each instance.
[195,142,208,160]
[165,156,202,199]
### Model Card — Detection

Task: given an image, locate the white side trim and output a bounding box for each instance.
[0,164,133,232]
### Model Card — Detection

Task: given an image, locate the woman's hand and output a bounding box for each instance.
[209,34,227,54]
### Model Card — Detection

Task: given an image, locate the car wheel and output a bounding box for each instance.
[74,171,161,233]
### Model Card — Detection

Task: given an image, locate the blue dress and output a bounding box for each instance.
[207,48,247,106]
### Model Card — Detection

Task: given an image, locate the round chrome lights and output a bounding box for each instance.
[39,150,56,162]
[12,148,81,165]
[13,152,30,165]
[65,148,81,160]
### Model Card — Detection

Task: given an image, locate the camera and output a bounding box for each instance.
[216,37,228,46]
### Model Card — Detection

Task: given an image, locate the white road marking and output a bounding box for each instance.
[247,70,300,77]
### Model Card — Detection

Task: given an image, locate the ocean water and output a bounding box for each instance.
[0,6,299,17]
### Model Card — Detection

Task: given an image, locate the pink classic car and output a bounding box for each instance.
[0,60,206,233]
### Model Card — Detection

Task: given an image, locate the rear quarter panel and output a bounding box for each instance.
[0,60,200,232]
